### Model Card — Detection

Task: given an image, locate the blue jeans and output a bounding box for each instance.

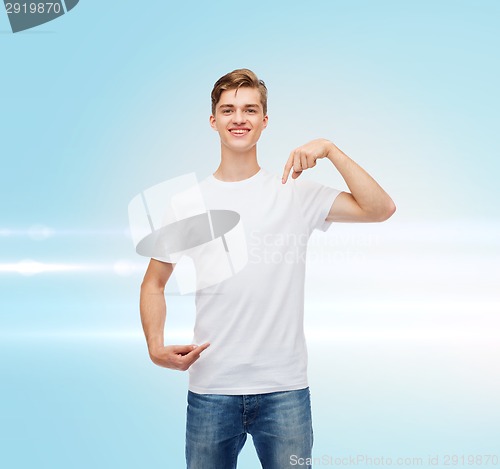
[185,387,313,469]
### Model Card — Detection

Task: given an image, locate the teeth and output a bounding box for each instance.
[231,129,248,134]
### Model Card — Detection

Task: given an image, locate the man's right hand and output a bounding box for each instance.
[148,343,210,371]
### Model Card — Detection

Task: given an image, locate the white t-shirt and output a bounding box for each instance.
[161,168,341,394]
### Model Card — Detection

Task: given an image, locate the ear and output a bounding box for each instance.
[262,114,269,129]
[209,114,217,130]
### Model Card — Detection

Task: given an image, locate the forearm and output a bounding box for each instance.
[139,284,166,354]
[138,260,209,370]
[326,141,395,219]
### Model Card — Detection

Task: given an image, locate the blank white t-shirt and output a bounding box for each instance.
[174,168,342,395]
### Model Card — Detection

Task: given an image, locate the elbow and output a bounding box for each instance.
[140,278,165,295]
[377,199,396,222]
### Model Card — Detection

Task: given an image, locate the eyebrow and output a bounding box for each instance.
[218,104,260,109]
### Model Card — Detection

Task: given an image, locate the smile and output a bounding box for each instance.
[229,129,250,136]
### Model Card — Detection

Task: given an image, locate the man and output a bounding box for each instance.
[140,69,395,469]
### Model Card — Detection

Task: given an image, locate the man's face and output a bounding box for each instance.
[210,87,268,154]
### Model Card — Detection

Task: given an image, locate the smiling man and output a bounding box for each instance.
[139,69,396,469]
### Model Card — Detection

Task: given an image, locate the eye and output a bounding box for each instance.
[222,109,232,115]
[246,109,256,113]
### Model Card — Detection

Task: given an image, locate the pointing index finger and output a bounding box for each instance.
[282,152,294,184]
[190,342,210,355]
[183,342,210,368]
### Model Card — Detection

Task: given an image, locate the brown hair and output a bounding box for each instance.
[211,68,268,115]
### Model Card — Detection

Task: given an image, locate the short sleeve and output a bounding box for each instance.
[292,177,342,232]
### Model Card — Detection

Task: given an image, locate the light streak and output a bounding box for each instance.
[0,260,145,276]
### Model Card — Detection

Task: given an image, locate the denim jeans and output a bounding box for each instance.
[185,387,313,469]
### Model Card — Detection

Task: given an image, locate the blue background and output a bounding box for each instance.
[1,1,499,468]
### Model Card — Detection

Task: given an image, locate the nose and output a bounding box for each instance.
[232,109,247,124]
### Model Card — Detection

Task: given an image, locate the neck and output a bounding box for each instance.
[213,145,260,182]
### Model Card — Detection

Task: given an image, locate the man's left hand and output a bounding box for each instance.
[282,138,335,183]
